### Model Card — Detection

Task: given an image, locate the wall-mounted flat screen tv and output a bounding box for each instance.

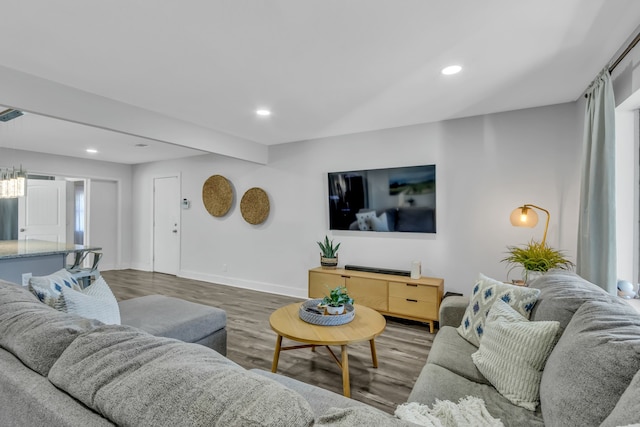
[328,164,436,233]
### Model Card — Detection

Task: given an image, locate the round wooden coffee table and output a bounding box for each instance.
[269,302,386,398]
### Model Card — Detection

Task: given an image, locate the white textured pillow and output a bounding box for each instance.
[471,300,560,411]
[457,273,540,347]
[355,211,377,231]
[57,276,121,325]
[29,269,82,308]
[370,212,389,232]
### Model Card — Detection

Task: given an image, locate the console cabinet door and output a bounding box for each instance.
[345,276,388,311]
[309,271,345,299]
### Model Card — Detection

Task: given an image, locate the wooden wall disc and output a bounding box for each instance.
[202,175,233,217]
[240,187,270,224]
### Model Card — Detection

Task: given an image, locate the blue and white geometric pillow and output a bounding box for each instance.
[457,273,540,347]
[28,269,82,308]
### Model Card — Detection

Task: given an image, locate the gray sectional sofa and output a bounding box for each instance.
[2,271,639,426]
[0,279,412,426]
[410,270,640,427]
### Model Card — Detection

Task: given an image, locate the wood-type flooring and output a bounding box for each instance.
[103,269,435,414]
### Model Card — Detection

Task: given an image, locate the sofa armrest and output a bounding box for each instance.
[439,296,469,328]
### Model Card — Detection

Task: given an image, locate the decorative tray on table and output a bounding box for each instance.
[299,299,355,326]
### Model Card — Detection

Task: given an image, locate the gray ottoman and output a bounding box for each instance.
[118,295,227,356]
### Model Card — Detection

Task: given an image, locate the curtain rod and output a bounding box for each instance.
[584,31,640,98]
[609,31,640,73]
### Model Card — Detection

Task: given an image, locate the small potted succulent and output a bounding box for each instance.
[317,235,340,269]
[502,239,574,284]
[320,285,353,315]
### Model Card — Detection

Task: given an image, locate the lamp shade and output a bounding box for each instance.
[510,206,538,228]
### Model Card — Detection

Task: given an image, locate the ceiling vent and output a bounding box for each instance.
[0,109,24,122]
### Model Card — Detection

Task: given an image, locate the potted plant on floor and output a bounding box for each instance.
[321,285,353,315]
[317,235,340,269]
[502,239,574,284]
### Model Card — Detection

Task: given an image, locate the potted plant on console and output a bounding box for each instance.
[502,239,574,284]
[317,235,340,269]
[321,286,353,315]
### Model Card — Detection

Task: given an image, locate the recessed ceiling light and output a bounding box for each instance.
[86,148,98,154]
[441,65,462,75]
[256,109,271,117]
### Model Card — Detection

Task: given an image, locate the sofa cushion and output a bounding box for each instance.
[528,270,615,330]
[396,207,435,233]
[28,268,82,308]
[58,276,121,325]
[539,299,640,426]
[426,326,489,385]
[48,325,315,426]
[0,280,101,376]
[408,363,544,427]
[471,300,560,411]
[0,348,114,427]
[118,294,226,343]
[316,407,416,426]
[251,369,370,417]
[600,368,640,427]
[458,273,540,346]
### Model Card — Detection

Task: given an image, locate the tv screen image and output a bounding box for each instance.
[328,165,436,233]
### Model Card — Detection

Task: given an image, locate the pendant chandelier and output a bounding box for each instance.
[0,166,27,199]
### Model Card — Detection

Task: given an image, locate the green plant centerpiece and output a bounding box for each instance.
[502,239,574,283]
[317,235,340,269]
[320,285,353,315]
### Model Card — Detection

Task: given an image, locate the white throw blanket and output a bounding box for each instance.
[395,397,504,427]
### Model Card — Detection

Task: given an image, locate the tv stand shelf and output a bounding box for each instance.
[308,267,444,333]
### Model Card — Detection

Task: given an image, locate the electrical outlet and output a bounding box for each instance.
[22,272,32,287]
[223,264,228,272]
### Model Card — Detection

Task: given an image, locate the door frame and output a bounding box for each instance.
[151,173,182,274]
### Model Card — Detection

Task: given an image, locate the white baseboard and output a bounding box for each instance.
[128,262,152,272]
[178,269,308,299]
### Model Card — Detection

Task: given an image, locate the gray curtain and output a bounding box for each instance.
[577,68,617,294]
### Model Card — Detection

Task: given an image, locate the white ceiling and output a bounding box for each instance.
[0,1,639,164]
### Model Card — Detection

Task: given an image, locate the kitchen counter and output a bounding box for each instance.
[0,240,101,285]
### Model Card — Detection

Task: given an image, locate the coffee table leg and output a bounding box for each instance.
[271,335,283,373]
[369,339,378,368]
[341,344,350,398]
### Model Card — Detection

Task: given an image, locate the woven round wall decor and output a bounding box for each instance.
[240,187,270,224]
[202,175,233,217]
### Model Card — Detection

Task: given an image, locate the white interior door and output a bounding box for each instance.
[153,176,180,275]
[18,180,66,242]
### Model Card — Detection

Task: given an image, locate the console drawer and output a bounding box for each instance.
[389,296,437,320]
[389,281,438,301]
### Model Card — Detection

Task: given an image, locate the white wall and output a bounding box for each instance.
[0,148,133,269]
[131,102,581,297]
[88,179,119,270]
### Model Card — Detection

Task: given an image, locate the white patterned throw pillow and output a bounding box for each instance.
[29,269,82,308]
[471,300,560,410]
[457,273,540,347]
[355,211,377,231]
[57,276,121,325]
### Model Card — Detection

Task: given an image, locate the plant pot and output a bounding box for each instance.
[326,304,345,315]
[523,270,544,284]
[320,256,338,269]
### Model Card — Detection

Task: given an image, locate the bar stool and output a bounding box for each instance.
[67,251,103,288]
